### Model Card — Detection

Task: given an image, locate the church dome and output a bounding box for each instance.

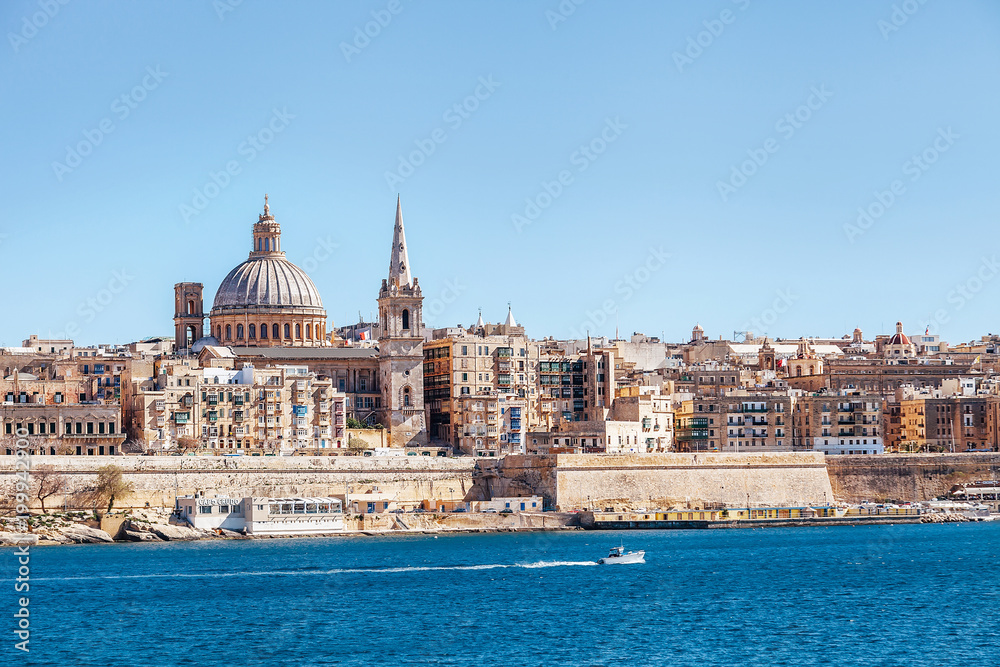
[888,321,911,346]
[210,196,325,314]
[213,257,323,311]
[206,196,329,349]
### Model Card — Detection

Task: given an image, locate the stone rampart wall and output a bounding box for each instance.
[825,453,1000,502]
[0,455,475,510]
[517,452,834,510]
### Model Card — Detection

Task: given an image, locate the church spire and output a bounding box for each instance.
[389,195,413,289]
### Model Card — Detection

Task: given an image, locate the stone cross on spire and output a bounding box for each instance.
[389,195,413,288]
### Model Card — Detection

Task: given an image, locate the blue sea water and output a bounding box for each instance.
[6,523,1000,666]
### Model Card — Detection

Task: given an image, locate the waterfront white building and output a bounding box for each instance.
[178,495,344,534]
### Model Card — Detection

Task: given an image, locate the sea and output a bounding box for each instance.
[7,522,1000,666]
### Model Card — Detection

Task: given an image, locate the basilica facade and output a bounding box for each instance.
[172,196,427,447]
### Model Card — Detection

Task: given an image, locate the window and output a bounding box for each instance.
[236,324,244,339]
[404,388,410,407]
[273,324,280,339]
[402,309,410,330]
[249,324,256,339]
[260,324,268,339]
[306,324,312,339]
[295,324,301,339]
[284,323,291,339]
[226,324,232,340]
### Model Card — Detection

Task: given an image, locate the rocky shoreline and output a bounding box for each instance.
[0,508,582,546]
[0,508,988,546]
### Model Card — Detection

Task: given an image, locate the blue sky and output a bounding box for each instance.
[2,0,998,347]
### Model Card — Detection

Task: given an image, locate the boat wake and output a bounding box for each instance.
[36,560,598,582]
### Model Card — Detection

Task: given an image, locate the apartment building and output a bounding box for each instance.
[125,359,345,453]
[675,392,792,452]
[423,324,534,448]
[898,389,997,452]
[790,392,883,455]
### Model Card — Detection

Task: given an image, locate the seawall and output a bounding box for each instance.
[495,452,834,510]
[826,453,1000,503]
[0,455,476,510]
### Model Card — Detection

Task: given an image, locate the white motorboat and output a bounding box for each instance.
[597,543,645,565]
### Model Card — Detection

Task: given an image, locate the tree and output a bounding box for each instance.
[94,464,134,513]
[346,417,366,430]
[177,436,201,451]
[347,435,369,452]
[33,465,69,513]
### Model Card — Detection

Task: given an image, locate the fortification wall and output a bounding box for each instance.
[551,452,833,510]
[825,453,1000,503]
[0,455,475,510]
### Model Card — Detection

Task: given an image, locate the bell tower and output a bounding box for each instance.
[174,282,205,353]
[378,197,427,447]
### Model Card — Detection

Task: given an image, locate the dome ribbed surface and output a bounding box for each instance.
[213,257,324,310]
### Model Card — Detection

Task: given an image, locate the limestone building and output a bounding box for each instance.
[169,196,427,446]
[377,198,427,447]
[175,196,328,353]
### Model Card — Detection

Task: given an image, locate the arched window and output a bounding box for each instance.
[273,323,280,340]
[187,300,195,315]
[403,388,410,407]
[236,324,244,340]
[306,323,312,340]
[284,323,291,339]
[260,324,268,340]
[249,324,256,339]
[796,367,803,377]
[217,325,222,339]
[225,325,232,340]
[264,238,270,252]
[402,309,410,330]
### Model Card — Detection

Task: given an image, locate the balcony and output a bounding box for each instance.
[739,406,767,413]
